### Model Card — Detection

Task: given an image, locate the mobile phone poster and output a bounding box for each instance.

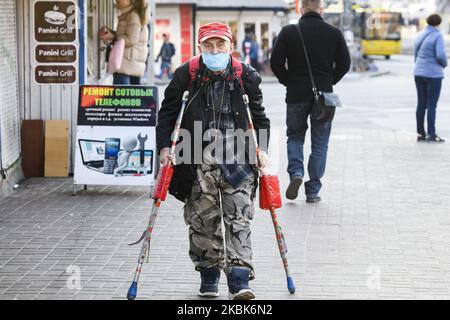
[74,85,158,186]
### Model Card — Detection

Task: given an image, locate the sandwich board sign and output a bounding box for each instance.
[73,85,158,190]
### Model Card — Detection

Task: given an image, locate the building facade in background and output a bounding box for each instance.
[154,0,288,70]
[194,0,287,60]
[155,0,195,67]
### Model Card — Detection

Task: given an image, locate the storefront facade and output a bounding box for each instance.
[0,0,289,196]
[1,0,90,195]
[154,0,288,70]
[14,0,83,180]
[194,0,288,61]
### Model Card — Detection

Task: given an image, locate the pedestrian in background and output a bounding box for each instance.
[272,32,278,49]
[99,0,149,85]
[270,0,350,203]
[242,34,253,65]
[155,34,176,80]
[414,14,448,143]
[242,34,259,72]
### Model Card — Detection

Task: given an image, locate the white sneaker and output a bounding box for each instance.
[198,291,220,298]
[228,288,255,300]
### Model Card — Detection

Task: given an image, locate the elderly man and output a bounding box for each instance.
[156,23,270,300]
[271,0,350,203]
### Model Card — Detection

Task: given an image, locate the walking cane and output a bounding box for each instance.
[127,91,190,300]
[243,94,296,294]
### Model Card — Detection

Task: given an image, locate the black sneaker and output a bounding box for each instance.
[198,268,220,298]
[306,196,322,204]
[417,134,427,142]
[427,135,445,143]
[227,267,255,300]
[286,176,303,200]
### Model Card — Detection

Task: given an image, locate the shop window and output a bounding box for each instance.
[261,23,269,61]
[243,23,256,59]
[86,0,97,81]
[229,21,238,56]
[86,0,117,83]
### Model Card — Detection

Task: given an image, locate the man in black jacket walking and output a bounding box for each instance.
[270,0,350,203]
[157,23,270,300]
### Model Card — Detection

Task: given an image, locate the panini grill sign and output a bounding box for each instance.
[33,1,78,84]
[36,65,77,84]
[34,1,77,43]
[35,45,77,63]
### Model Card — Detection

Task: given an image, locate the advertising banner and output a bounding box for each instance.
[74,85,158,186]
[33,0,78,85]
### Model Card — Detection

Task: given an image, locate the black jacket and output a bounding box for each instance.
[270,12,351,103]
[156,58,271,202]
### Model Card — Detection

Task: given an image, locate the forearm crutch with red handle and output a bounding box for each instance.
[127,91,190,300]
[243,94,296,294]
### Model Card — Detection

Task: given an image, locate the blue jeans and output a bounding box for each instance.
[159,61,173,80]
[286,102,332,198]
[415,76,442,137]
[113,73,141,85]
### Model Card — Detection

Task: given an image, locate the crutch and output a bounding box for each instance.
[243,94,296,294]
[127,91,190,300]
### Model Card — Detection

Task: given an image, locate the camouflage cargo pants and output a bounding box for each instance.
[184,164,256,277]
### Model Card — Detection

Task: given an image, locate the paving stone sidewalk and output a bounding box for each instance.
[1,128,450,300]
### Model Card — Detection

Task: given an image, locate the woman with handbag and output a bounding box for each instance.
[99,0,149,85]
[414,14,448,143]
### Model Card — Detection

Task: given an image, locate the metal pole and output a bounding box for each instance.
[0,102,3,180]
[145,0,156,85]
[342,0,356,72]
[343,0,353,33]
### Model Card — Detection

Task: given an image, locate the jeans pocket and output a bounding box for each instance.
[286,103,309,137]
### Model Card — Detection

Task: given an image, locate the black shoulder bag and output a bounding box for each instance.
[295,23,340,122]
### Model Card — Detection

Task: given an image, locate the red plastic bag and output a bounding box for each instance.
[152,165,174,201]
[259,175,282,210]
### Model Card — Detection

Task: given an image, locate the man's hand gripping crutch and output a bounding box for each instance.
[242,94,296,294]
[127,91,190,300]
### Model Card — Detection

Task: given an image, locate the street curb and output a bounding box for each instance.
[369,71,391,78]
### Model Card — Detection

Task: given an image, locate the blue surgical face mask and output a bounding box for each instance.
[202,52,230,72]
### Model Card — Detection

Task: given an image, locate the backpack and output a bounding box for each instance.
[188,55,244,88]
[169,43,176,57]
[162,43,176,61]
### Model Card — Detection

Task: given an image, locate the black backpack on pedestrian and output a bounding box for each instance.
[162,43,176,61]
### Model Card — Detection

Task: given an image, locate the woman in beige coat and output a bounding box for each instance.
[100,0,149,85]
